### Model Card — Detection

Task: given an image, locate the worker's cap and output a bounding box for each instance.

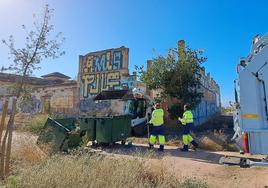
[184,104,190,110]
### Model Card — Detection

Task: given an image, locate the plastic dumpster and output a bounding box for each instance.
[37,117,81,152]
[95,115,131,144]
[54,118,76,130]
[79,118,96,141]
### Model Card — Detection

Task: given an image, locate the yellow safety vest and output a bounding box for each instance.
[149,108,164,126]
[181,110,193,125]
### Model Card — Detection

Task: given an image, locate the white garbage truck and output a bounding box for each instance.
[235,33,268,155]
[221,34,268,167]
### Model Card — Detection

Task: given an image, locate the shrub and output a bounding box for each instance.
[25,114,48,134]
[7,176,18,188]
[44,101,51,114]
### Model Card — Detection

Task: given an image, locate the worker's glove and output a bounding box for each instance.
[178,117,182,125]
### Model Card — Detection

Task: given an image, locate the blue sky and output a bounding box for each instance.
[0,0,267,106]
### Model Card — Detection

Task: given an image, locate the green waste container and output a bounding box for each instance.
[79,118,96,141]
[54,118,76,130]
[37,117,81,152]
[96,115,132,144]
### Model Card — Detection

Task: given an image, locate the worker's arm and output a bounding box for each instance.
[149,111,155,124]
[178,113,187,125]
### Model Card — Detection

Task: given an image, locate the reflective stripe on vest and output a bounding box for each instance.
[149,108,164,126]
[181,110,193,125]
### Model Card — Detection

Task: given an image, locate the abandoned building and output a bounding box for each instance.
[0,45,221,126]
[0,72,78,114]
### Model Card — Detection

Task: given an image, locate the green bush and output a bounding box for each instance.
[26,114,48,134]
[44,101,51,114]
[7,175,18,188]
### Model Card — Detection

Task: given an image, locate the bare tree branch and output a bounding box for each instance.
[0,4,65,179]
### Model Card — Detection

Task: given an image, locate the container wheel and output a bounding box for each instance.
[121,140,126,145]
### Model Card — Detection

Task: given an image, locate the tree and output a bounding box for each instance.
[137,40,207,118]
[0,4,65,179]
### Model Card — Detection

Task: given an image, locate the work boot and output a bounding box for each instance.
[180,145,188,152]
[149,144,154,149]
[158,145,164,152]
[190,140,199,151]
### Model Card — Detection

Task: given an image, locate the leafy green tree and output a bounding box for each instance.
[137,40,207,117]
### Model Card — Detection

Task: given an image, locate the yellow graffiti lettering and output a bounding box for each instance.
[82,58,122,96]
[90,74,100,94]
[106,51,113,71]
[82,75,89,97]
[101,73,109,91]
[83,56,94,73]
[107,72,120,89]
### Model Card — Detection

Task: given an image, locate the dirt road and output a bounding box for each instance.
[101,143,268,188]
[10,132,268,188]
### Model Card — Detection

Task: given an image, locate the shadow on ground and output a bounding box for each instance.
[96,143,223,165]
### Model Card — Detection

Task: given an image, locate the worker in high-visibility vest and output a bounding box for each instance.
[149,103,165,152]
[178,104,198,152]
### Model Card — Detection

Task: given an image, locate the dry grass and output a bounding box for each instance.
[15,114,48,134]
[11,154,208,188]
[13,143,47,164]
[11,133,47,164]
[197,130,237,151]
[0,113,48,134]
[165,135,181,147]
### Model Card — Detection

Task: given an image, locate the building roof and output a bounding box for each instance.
[0,73,49,85]
[0,72,76,87]
[41,72,71,79]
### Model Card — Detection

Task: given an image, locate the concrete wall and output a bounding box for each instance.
[78,47,144,115]
[33,84,78,115]
[0,80,78,115]
[194,69,221,125]
[0,82,14,97]
[0,81,39,113]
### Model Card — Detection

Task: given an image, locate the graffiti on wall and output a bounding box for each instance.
[81,50,124,97]
[0,96,41,114]
[18,95,41,114]
[0,100,6,112]
[193,101,219,125]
